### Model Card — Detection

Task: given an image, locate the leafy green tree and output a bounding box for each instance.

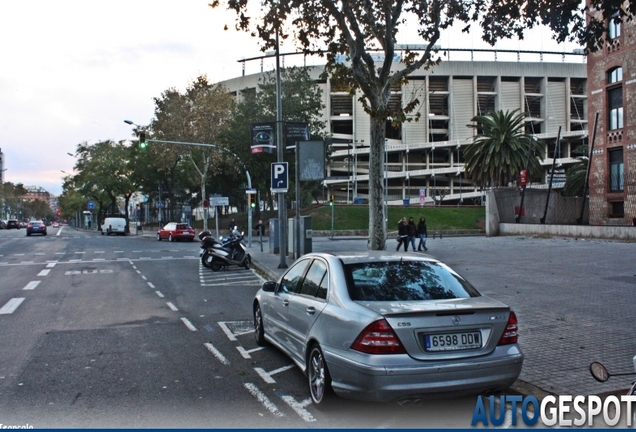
[151,75,235,230]
[223,66,327,216]
[211,0,632,249]
[465,110,544,188]
[563,144,589,197]
[0,182,27,219]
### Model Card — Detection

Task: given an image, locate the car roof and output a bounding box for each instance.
[303,250,439,265]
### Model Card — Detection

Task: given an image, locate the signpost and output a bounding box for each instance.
[210,195,229,238]
[271,162,289,193]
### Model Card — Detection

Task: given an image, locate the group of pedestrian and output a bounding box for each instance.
[396,216,428,252]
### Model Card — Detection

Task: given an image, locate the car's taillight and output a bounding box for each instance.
[351,319,406,354]
[498,311,519,345]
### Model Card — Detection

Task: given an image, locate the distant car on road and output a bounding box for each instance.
[26,221,47,236]
[253,251,523,406]
[52,221,60,228]
[100,217,127,236]
[6,219,20,229]
[157,222,195,242]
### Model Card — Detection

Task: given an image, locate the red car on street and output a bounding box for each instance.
[157,222,195,242]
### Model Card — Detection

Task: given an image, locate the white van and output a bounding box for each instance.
[101,217,127,235]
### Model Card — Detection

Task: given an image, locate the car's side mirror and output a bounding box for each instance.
[261,281,276,292]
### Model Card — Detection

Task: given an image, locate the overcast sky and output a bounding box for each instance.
[0,1,581,196]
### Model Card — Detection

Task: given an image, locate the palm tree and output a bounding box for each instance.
[562,144,588,197]
[465,109,544,188]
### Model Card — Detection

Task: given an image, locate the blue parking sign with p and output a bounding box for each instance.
[271,162,288,192]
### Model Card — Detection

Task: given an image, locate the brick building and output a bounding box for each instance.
[587,7,636,225]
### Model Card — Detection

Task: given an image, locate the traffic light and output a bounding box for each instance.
[139,131,147,149]
[329,195,334,206]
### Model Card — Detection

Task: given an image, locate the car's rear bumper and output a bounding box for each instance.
[324,344,523,403]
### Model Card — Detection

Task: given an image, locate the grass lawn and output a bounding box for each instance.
[195,205,485,233]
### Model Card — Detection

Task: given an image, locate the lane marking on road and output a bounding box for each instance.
[0,298,25,314]
[181,317,198,332]
[244,383,285,418]
[218,321,238,341]
[155,291,164,298]
[141,275,147,280]
[23,281,41,290]
[237,346,265,359]
[75,252,85,254]
[45,262,58,267]
[278,393,316,423]
[147,282,155,289]
[34,253,45,256]
[94,251,105,254]
[114,251,124,253]
[166,302,178,311]
[254,365,295,384]
[13,254,25,256]
[37,269,50,276]
[204,342,230,365]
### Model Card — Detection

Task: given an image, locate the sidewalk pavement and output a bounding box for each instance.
[245,234,636,400]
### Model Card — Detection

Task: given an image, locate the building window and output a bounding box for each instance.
[609,201,624,218]
[608,14,621,40]
[607,67,623,130]
[608,147,624,192]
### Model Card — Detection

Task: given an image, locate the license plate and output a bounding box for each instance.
[424,331,482,352]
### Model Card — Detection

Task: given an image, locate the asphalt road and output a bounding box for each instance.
[0,226,487,428]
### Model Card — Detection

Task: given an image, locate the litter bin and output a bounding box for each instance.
[288,216,312,259]
[403,199,410,206]
[353,198,364,205]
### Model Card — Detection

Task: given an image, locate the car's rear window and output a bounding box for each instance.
[345,261,480,301]
[176,224,191,230]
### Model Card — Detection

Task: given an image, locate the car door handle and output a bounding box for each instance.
[306,306,316,315]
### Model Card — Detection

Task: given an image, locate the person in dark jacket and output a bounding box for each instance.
[396,217,409,251]
[407,217,418,251]
[417,216,428,251]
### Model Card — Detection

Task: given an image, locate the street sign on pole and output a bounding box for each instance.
[271,162,288,193]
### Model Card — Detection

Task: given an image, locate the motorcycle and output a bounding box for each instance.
[200,228,251,271]
[590,355,636,394]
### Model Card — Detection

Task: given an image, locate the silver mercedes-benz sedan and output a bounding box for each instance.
[252,251,523,405]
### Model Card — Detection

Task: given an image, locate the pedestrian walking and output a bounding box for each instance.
[228,217,236,233]
[417,216,428,251]
[396,217,409,251]
[255,219,265,238]
[407,217,417,251]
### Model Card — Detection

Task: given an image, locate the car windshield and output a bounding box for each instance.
[345,261,480,301]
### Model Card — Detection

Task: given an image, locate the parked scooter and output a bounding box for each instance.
[200,227,251,271]
[590,355,636,395]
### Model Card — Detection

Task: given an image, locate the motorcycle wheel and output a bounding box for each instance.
[201,251,213,269]
[244,255,251,269]
[210,257,223,272]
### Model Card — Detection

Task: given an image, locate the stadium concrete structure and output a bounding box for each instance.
[220,49,587,206]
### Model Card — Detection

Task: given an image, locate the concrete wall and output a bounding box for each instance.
[486,190,636,240]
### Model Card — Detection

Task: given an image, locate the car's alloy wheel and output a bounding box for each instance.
[308,345,332,405]
[253,303,267,346]
[157,233,161,241]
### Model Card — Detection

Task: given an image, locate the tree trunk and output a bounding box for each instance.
[368,117,386,250]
